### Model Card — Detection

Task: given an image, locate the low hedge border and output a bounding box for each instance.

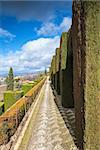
[0,77,46,145]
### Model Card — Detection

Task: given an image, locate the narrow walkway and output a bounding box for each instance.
[18,78,77,150]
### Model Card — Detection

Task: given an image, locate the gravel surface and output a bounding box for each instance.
[18,78,77,150]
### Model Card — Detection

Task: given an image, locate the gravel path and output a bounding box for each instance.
[53,90,77,146]
[18,78,77,150]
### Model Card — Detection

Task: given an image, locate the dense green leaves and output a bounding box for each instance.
[61,32,68,70]
[56,48,60,72]
[4,90,24,111]
[6,67,14,91]
[52,55,56,75]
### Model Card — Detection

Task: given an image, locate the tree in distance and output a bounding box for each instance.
[6,67,14,91]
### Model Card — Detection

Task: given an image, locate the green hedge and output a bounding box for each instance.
[83,2,100,149]
[22,84,34,94]
[0,102,4,115]
[4,90,24,111]
[52,55,56,75]
[22,77,43,95]
[72,1,100,149]
[56,48,60,72]
[61,32,68,70]
[0,78,46,145]
[50,59,53,77]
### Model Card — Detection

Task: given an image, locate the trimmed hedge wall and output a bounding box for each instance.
[54,48,60,93]
[50,1,100,149]
[22,84,33,94]
[83,2,100,150]
[54,72,60,95]
[72,2,84,148]
[56,48,60,72]
[22,77,43,95]
[59,31,74,108]
[50,58,54,85]
[52,55,56,75]
[72,1,100,149]
[4,90,24,111]
[60,32,68,70]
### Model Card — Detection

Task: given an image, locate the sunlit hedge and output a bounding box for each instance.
[4,90,24,111]
[60,32,68,70]
[22,77,43,95]
[56,48,60,72]
[22,84,34,94]
[52,55,56,75]
[50,59,53,76]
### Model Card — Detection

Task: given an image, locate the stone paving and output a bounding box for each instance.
[53,90,77,146]
[24,79,77,150]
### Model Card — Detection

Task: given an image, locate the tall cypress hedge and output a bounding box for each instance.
[56,48,60,94]
[52,55,56,89]
[72,1,100,149]
[60,32,74,108]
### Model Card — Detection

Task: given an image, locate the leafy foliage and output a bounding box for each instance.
[52,55,56,75]
[4,91,24,111]
[22,84,34,94]
[61,32,68,70]
[56,48,60,72]
[6,67,14,91]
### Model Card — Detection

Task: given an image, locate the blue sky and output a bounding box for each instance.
[0,1,72,76]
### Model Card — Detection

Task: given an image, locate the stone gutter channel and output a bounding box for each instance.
[0,80,46,150]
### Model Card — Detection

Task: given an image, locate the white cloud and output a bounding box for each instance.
[0,28,16,40]
[35,17,72,36]
[60,17,72,32]
[0,36,60,75]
